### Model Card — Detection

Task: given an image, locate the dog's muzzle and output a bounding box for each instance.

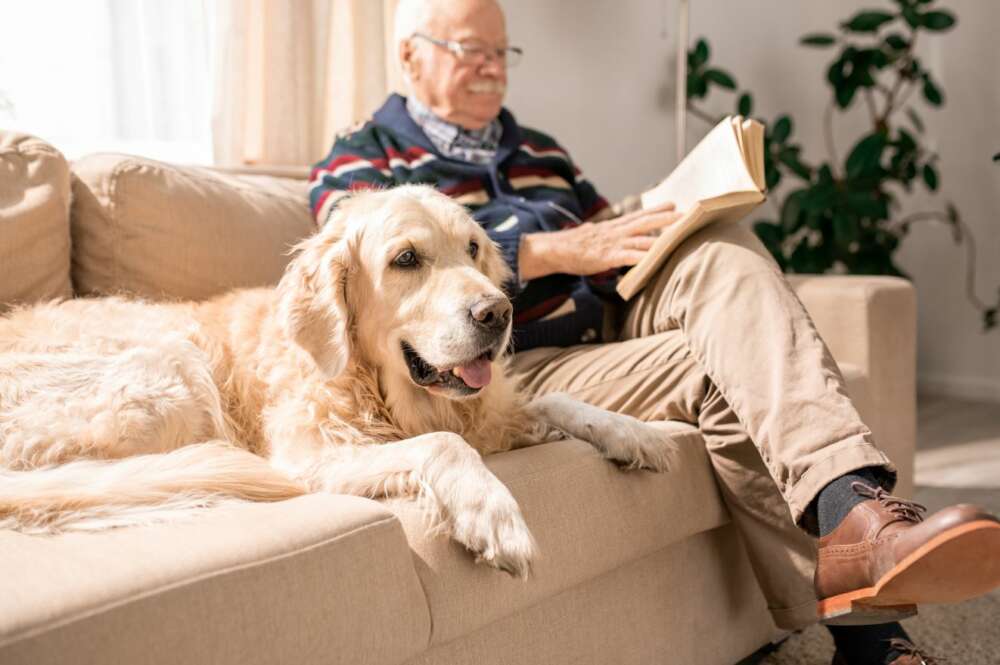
[401,340,500,396]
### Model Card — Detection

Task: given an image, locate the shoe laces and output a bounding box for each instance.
[885,637,945,664]
[852,482,927,525]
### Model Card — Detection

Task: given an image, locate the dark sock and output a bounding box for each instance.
[816,466,885,537]
[827,622,910,665]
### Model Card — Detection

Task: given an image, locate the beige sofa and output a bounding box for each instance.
[0,132,916,665]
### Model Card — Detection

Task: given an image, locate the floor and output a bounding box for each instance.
[914,394,1000,490]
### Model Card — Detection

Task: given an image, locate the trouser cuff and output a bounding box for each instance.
[769,597,820,631]
[785,438,897,533]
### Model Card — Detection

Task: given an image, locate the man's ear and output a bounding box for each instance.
[399,37,419,83]
[277,237,352,379]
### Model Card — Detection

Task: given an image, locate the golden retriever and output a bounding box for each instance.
[0,185,674,576]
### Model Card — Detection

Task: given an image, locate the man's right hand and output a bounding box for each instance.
[517,202,682,281]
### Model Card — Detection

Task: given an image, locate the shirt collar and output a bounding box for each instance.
[373,94,523,166]
[405,96,502,164]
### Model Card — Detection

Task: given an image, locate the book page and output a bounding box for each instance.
[743,118,765,191]
[641,116,760,212]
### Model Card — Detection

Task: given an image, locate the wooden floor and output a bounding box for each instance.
[915,395,1000,489]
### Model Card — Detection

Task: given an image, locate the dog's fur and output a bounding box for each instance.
[0,185,675,576]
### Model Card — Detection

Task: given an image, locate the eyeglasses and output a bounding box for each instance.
[412,33,523,68]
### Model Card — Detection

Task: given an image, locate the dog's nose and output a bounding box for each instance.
[470,295,512,331]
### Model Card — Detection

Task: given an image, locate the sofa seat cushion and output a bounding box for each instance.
[0,495,431,665]
[70,154,314,302]
[0,132,73,308]
[386,420,728,646]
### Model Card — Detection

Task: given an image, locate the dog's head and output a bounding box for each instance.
[278,185,513,400]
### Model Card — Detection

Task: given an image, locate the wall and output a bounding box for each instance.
[503,0,1000,402]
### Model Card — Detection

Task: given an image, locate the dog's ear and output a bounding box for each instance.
[277,236,352,378]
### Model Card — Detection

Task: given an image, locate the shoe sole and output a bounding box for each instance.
[818,519,1000,623]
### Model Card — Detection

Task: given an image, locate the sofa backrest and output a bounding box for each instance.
[0,132,74,309]
[70,154,316,302]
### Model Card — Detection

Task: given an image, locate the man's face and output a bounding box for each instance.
[402,0,508,130]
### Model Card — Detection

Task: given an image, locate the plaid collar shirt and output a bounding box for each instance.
[406,96,502,165]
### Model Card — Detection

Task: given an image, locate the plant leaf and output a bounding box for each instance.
[833,213,861,249]
[836,84,857,109]
[846,133,888,177]
[704,69,737,89]
[842,10,895,32]
[921,11,956,31]
[737,93,753,116]
[902,6,922,28]
[801,33,837,46]
[779,146,812,180]
[689,38,709,68]
[922,163,939,191]
[906,107,925,133]
[884,33,910,50]
[772,115,792,144]
[922,76,944,106]
[780,191,804,232]
[687,73,708,98]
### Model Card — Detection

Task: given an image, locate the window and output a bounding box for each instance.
[0,0,215,163]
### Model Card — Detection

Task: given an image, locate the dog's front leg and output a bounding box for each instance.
[306,432,536,578]
[523,393,678,472]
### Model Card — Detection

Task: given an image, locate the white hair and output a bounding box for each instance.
[393,0,437,52]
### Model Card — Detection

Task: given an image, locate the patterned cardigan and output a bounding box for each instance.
[309,93,619,351]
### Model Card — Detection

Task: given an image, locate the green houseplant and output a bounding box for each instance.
[685,0,998,330]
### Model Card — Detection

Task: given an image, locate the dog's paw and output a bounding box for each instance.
[584,418,677,473]
[604,431,674,473]
[451,492,537,579]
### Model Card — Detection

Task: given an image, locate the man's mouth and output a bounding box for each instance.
[467,81,505,95]
[401,341,497,396]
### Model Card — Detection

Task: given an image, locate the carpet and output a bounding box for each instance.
[755,486,1000,664]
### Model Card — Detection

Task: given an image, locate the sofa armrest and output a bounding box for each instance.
[787,275,917,496]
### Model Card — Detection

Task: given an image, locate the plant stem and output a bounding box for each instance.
[686,102,719,126]
[891,211,991,312]
[863,88,878,125]
[824,102,840,178]
[878,30,918,125]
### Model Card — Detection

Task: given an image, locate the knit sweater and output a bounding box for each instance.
[309,93,618,351]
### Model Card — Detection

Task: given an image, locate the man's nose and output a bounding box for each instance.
[469,295,512,331]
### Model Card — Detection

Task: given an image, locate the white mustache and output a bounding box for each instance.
[467,81,506,95]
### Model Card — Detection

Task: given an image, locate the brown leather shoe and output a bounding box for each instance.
[816,482,1000,624]
[831,638,943,664]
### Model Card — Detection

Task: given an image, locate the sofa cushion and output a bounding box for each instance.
[0,495,431,665]
[70,154,314,302]
[386,421,729,646]
[0,132,73,308]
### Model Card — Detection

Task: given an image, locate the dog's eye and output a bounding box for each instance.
[469,241,479,259]
[394,250,419,268]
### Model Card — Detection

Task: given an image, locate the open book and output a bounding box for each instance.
[615,115,767,301]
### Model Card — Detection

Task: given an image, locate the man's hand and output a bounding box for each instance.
[518,203,682,281]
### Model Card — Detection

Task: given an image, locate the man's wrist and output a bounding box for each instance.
[518,232,554,282]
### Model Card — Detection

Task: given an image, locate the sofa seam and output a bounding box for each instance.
[0,513,417,648]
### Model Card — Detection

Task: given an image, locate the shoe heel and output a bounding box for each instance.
[819,600,918,626]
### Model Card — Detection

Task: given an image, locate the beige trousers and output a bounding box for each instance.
[510,221,896,631]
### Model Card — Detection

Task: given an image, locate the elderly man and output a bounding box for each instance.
[308,0,999,662]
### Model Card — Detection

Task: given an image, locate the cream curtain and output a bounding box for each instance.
[212,0,404,167]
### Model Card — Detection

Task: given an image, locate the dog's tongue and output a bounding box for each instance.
[453,357,492,389]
